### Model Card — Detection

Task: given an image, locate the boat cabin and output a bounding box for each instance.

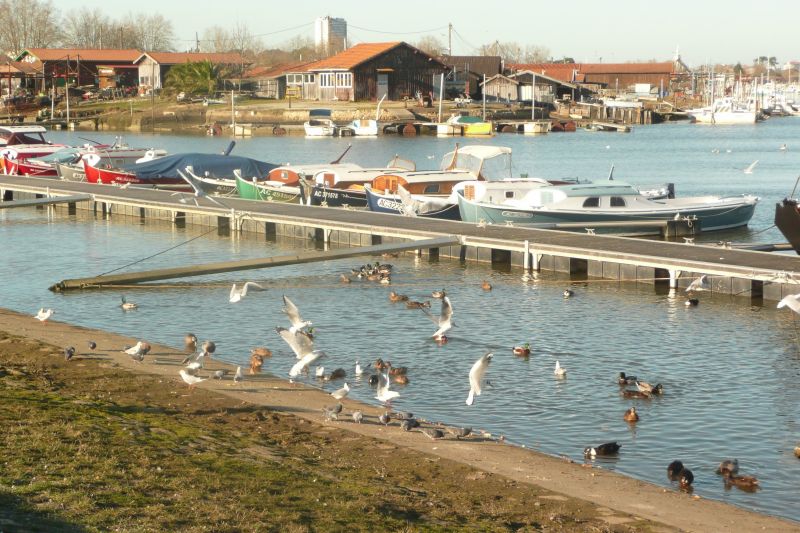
[0,125,50,146]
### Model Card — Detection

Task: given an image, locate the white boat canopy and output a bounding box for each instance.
[440,145,513,181]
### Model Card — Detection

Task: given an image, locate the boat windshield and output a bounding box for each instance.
[440,150,512,180]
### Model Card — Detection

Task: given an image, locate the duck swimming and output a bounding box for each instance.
[685,298,699,306]
[724,473,759,491]
[389,291,409,302]
[563,289,574,298]
[667,460,684,479]
[431,289,446,298]
[623,407,639,422]
[513,343,531,357]
[481,280,492,291]
[636,381,663,395]
[405,300,431,309]
[679,468,694,490]
[120,296,138,310]
[584,442,621,457]
[618,372,637,385]
[716,459,739,476]
[621,389,651,399]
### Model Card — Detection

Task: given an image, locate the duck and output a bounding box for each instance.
[584,442,621,457]
[379,275,391,285]
[389,291,409,302]
[202,340,216,355]
[184,333,198,352]
[636,381,663,395]
[667,460,684,479]
[435,335,448,345]
[618,372,637,385]
[373,358,389,371]
[795,446,800,459]
[621,389,651,399]
[120,296,138,310]
[623,407,639,423]
[679,468,694,490]
[685,298,699,306]
[249,353,264,374]
[405,300,431,309]
[715,459,739,477]
[724,473,760,491]
[326,368,346,381]
[392,374,409,385]
[340,274,352,283]
[512,343,531,357]
[388,365,408,376]
[432,289,446,298]
[481,280,492,291]
[563,289,574,298]
[554,360,567,377]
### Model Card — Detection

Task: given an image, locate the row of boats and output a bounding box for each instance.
[0,125,760,233]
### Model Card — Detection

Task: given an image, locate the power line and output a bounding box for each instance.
[348,23,448,35]
[451,27,480,54]
[174,21,314,42]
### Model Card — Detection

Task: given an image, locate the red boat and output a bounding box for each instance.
[0,125,67,174]
[82,150,183,189]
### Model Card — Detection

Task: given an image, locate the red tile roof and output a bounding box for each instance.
[135,52,245,65]
[507,63,580,82]
[580,62,674,74]
[243,61,315,78]
[17,48,141,62]
[305,42,404,71]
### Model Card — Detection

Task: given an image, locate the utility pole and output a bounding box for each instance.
[448,23,452,56]
[195,32,200,52]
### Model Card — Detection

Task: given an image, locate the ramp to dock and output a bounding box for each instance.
[0,194,92,210]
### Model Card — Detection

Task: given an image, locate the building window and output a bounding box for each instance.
[320,72,352,88]
[140,76,149,85]
[287,74,304,85]
[304,74,315,84]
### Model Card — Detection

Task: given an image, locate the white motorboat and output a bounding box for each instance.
[304,109,337,137]
[686,97,757,125]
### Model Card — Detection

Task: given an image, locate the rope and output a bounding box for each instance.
[95,227,219,277]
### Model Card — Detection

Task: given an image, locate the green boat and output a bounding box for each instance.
[235,175,302,203]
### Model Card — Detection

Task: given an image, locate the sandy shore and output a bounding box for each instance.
[2,307,798,532]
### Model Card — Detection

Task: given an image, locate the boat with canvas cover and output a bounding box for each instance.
[457,179,758,232]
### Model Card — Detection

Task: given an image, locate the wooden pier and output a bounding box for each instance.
[2,175,800,303]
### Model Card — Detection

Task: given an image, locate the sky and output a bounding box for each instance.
[55,0,797,67]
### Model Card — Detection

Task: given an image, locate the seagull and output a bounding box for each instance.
[423,296,454,340]
[554,360,567,377]
[315,366,325,378]
[743,160,758,174]
[34,308,54,323]
[375,372,400,404]
[64,346,75,361]
[331,383,350,400]
[120,296,138,310]
[685,275,710,292]
[777,293,800,314]
[352,411,363,424]
[229,282,265,303]
[213,370,227,380]
[466,352,493,406]
[289,348,325,379]
[186,352,205,373]
[179,369,207,389]
[282,295,312,333]
[276,326,317,360]
[234,366,243,384]
[124,341,146,361]
[355,360,364,376]
[779,144,787,152]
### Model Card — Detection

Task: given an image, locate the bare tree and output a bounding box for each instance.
[522,45,550,63]
[201,26,234,53]
[0,0,60,55]
[128,13,174,51]
[416,35,445,57]
[61,7,112,48]
[478,41,550,64]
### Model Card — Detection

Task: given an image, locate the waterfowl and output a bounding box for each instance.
[34,308,54,323]
[623,407,639,423]
[202,340,216,355]
[679,468,694,489]
[563,289,574,298]
[584,442,621,457]
[554,360,567,377]
[685,298,699,306]
[636,381,663,395]
[392,374,409,385]
[249,353,264,375]
[481,280,492,291]
[621,389,651,399]
[373,358,389,371]
[340,274,352,283]
[355,361,364,376]
[229,281,265,303]
[405,300,431,309]
[667,460,684,479]
[435,335,448,345]
[715,459,739,476]
[250,347,272,359]
[724,474,759,491]
[234,366,243,384]
[432,289,446,298]
[512,343,531,357]
[618,372,637,385]
[179,369,207,389]
[315,366,325,378]
[87,340,97,351]
[120,296,138,310]
[795,446,800,458]
[64,346,75,362]
[379,275,391,285]
[184,333,198,352]
[368,374,380,387]
[327,368,347,381]
[389,291,409,302]
[331,383,350,400]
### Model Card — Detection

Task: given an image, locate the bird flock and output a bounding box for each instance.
[33,267,800,497]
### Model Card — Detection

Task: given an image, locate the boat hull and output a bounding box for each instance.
[303,182,367,207]
[56,162,86,182]
[775,199,800,254]
[457,194,758,232]
[235,175,301,203]
[364,186,461,220]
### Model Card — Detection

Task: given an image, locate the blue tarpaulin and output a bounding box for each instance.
[121,153,277,180]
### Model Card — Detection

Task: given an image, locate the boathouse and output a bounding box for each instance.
[438,55,502,99]
[15,48,141,93]
[241,61,314,99]
[283,42,446,101]
[133,52,246,92]
[482,70,577,103]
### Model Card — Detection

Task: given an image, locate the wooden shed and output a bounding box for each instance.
[481,74,519,101]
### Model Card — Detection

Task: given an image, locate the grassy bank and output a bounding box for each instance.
[0,331,663,532]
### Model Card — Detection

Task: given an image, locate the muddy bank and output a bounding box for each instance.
[0,308,797,532]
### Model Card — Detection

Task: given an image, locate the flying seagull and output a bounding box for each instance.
[229,282,265,303]
[743,160,758,174]
[282,295,312,334]
[466,352,493,406]
[423,296,454,340]
[375,372,400,404]
[777,293,800,314]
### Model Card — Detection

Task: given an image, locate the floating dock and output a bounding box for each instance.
[2,175,799,303]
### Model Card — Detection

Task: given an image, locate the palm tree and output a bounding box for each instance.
[164,60,222,96]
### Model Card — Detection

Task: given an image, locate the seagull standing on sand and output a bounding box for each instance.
[423,296,454,340]
[180,369,207,389]
[282,295,312,334]
[234,366,243,384]
[375,372,400,404]
[34,308,54,324]
[466,352,493,406]
[229,282,265,303]
[331,383,350,400]
[124,341,146,362]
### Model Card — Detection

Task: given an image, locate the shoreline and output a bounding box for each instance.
[1,307,797,532]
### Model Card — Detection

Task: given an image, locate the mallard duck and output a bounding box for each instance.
[724,474,759,491]
[184,333,198,352]
[405,300,431,309]
[667,460,684,479]
[679,468,694,489]
[618,372,637,385]
[250,347,272,358]
[120,296,138,310]
[340,274,352,283]
[623,407,639,422]
[388,365,408,376]
[327,368,346,381]
[622,389,651,399]
[584,442,621,457]
[379,275,391,285]
[563,289,574,298]
[481,280,492,291]
[389,291,408,302]
[432,289,446,298]
[392,374,409,385]
[373,358,388,371]
[249,353,264,374]
[715,459,739,476]
[513,343,531,357]
[685,298,699,306]
[636,381,663,395]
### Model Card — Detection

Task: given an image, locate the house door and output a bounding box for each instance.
[377,73,389,101]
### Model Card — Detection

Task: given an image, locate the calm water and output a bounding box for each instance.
[3,121,800,522]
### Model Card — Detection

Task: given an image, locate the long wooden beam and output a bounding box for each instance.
[50,235,460,291]
[0,194,93,210]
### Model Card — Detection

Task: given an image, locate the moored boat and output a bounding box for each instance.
[363,184,461,220]
[457,179,759,232]
[775,197,800,254]
[235,174,302,203]
[304,109,337,137]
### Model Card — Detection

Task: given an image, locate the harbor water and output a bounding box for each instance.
[2,120,800,522]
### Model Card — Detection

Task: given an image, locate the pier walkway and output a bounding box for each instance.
[2,175,799,302]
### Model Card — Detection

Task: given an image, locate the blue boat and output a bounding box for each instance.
[363,185,461,220]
